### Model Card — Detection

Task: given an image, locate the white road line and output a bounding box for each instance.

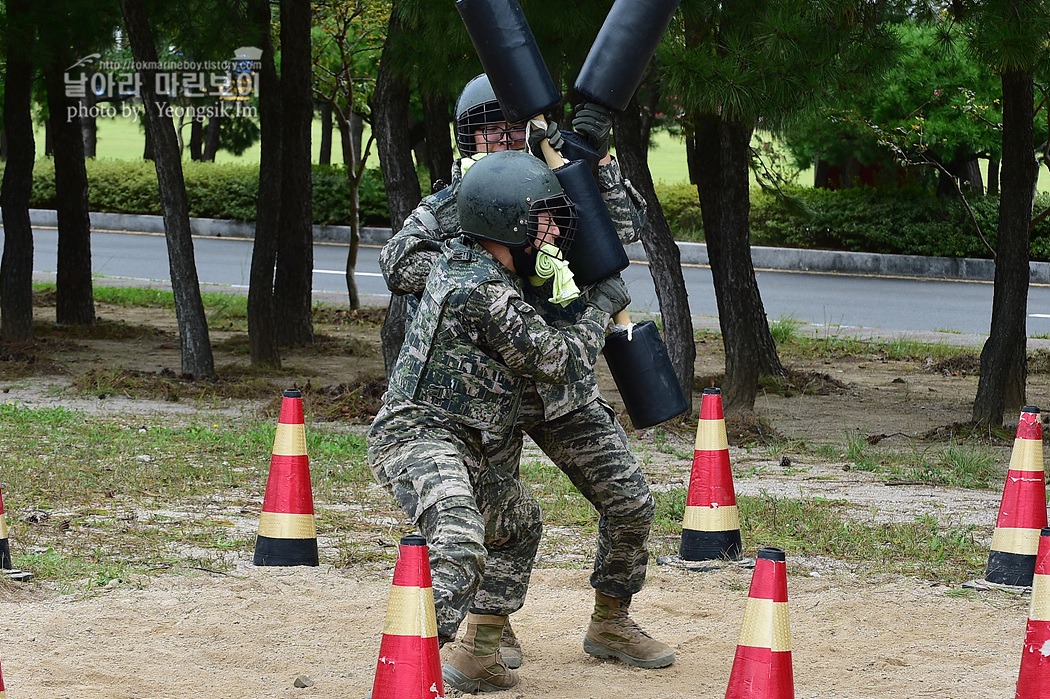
[314,269,382,277]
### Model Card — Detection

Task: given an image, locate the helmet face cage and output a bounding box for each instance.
[527,193,577,255]
[456,100,526,158]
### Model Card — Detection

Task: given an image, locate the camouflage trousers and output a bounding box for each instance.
[477,387,655,605]
[367,404,542,641]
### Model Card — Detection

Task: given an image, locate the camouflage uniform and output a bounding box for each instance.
[381,154,656,612]
[369,235,608,640]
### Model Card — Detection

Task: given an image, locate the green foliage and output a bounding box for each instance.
[25,159,388,226]
[664,0,901,128]
[781,23,1006,171]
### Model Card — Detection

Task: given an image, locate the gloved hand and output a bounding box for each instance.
[585,273,631,315]
[572,102,612,157]
[527,118,564,158]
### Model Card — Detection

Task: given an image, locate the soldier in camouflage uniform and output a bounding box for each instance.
[380,74,675,679]
[369,150,633,693]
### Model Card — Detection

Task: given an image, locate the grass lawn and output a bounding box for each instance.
[38,114,703,186]
[40,114,1046,192]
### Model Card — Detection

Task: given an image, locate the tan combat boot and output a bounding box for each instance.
[499,617,522,669]
[583,590,675,669]
[442,613,520,693]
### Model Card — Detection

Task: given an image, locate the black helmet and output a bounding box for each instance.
[454,74,525,157]
[458,150,578,253]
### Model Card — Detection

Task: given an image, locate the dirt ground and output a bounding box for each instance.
[0,289,1046,698]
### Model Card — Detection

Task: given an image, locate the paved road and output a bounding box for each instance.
[25,227,1050,339]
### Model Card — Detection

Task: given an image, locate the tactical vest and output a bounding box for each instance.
[388,238,524,433]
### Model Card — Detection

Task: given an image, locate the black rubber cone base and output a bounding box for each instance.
[254,536,319,567]
[985,550,1036,587]
[679,529,743,562]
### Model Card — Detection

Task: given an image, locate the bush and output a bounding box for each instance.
[23,159,388,226]
[656,180,1050,262]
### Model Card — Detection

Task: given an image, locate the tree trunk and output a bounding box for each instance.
[143,124,154,160]
[247,0,281,368]
[274,0,314,346]
[119,0,214,378]
[421,92,453,188]
[0,0,36,343]
[1,130,7,160]
[81,92,97,159]
[319,101,333,166]
[45,55,95,326]
[973,71,1037,425]
[337,117,355,170]
[690,115,784,413]
[613,98,694,413]
[189,118,204,161]
[373,7,422,376]
[202,115,221,162]
[345,170,361,310]
[987,157,1000,196]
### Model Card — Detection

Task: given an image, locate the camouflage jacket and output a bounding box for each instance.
[380,154,645,420]
[386,237,608,433]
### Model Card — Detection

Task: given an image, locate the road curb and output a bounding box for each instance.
[19,208,1050,283]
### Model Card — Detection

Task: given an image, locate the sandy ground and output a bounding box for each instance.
[0,297,1045,697]
[0,560,1029,698]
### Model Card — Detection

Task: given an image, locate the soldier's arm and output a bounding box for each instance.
[466,281,608,385]
[598,157,647,244]
[379,201,455,297]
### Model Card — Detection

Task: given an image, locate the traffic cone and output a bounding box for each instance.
[1017,527,1050,697]
[986,406,1047,587]
[0,484,32,583]
[371,535,444,699]
[253,389,319,566]
[1,652,6,699]
[725,547,794,699]
[0,485,12,570]
[680,388,743,561]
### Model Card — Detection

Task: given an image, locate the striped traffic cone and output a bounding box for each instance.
[253,389,319,566]
[986,406,1047,587]
[0,485,11,570]
[1,652,6,699]
[725,547,794,699]
[0,485,32,583]
[680,388,743,561]
[1017,527,1050,697]
[371,535,444,699]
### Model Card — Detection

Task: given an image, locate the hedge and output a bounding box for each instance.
[16,159,1050,262]
[25,159,389,227]
[654,181,1050,262]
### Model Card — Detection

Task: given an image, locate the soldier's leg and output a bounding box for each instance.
[526,397,653,596]
[370,437,487,642]
[472,390,546,617]
[526,398,673,668]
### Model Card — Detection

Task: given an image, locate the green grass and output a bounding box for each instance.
[0,401,377,588]
[652,489,987,582]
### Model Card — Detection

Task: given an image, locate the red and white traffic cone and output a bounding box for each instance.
[1016,527,1050,697]
[725,547,794,699]
[371,535,444,699]
[680,388,743,561]
[0,483,32,583]
[253,389,318,566]
[1,652,6,699]
[986,406,1047,587]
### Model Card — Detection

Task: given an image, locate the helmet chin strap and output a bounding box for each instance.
[508,246,538,279]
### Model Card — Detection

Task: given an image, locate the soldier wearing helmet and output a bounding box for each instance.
[378,75,674,692]
[368,151,631,693]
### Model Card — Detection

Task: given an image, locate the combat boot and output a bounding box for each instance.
[583,590,675,669]
[499,617,522,669]
[442,613,520,693]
